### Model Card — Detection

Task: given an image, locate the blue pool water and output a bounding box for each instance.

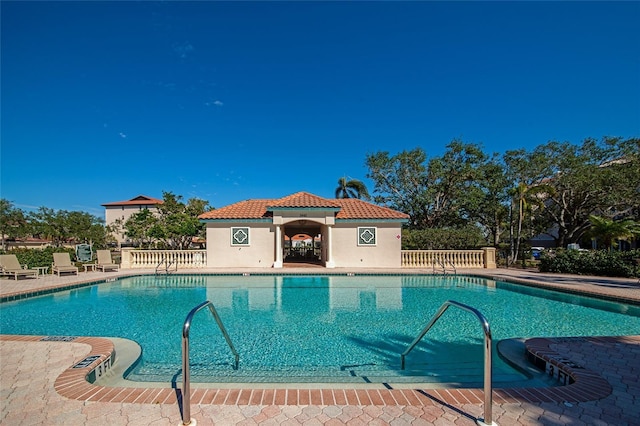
[1,274,639,384]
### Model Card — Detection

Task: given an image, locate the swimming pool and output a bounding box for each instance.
[1,274,639,385]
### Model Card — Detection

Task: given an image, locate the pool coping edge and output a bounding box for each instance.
[0,334,623,407]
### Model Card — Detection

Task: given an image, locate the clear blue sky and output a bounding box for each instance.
[2,1,638,219]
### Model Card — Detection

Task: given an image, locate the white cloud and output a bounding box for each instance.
[15,203,40,211]
[172,41,194,58]
[119,132,127,138]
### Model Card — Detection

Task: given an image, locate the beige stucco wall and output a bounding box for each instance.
[104,205,159,244]
[204,220,404,268]
[330,222,403,268]
[205,223,275,267]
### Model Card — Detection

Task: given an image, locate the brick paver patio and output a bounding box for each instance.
[1,268,639,425]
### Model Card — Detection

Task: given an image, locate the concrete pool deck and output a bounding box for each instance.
[1,268,639,425]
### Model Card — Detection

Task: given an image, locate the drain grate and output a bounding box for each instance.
[40,336,77,342]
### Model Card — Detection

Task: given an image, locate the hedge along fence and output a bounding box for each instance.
[401,226,487,250]
[539,248,640,278]
[0,247,76,269]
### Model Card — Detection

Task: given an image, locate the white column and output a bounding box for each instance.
[273,225,283,268]
[325,226,335,268]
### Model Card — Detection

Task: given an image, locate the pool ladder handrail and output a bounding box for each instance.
[433,259,457,276]
[400,300,496,426]
[155,256,177,275]
[181,301,239,426]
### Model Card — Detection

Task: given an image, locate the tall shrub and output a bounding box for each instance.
[539,249,639,277]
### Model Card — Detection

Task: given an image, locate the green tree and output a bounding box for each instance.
[124,209,159,248]
[185,197,213,241]
[426,140,490,228]
[587,215,640,251]
[105,218,124,246]
[465,157,511,246]
[29,207,66,246]
[508,181,554,264]
[28,207,107,248]
[530,138,638,248]
[366,141,493,230]
[123,192,212,249]
[501,137,639,252]
[503,146,560,263]
[335,177,370,200]
[365,136,638,254]
[366,147,430,228]
[155,192,211,249]
[66,211,108,247]
[0,199,30,250]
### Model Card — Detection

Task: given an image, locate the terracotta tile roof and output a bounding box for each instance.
[102,195,164,207]
[199,199,274,220]
[199,192,408,221]
[268,192,341,209]
[334,198,409,220]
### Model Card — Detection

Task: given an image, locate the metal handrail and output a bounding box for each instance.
[433,259,444,275]
[400,300,495,426]
[181,301,239,426]
[154,257,166,275]
[165,259,177,274]
[433,259,455,276]
[446,259,457,275]
[155,256,177,275]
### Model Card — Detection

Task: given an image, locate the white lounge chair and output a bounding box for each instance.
[96,250,119,272]
[52,253,79,276]
[0,254,39,280]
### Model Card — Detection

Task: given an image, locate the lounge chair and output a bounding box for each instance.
[0,254,39,280]
[96,250,119,272]
[52,253,79,276]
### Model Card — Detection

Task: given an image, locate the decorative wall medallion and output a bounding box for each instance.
[358,227,376,246]
[231,227,250,245]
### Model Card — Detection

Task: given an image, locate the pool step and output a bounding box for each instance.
[128,360,525,385]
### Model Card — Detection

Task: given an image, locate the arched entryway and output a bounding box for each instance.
[283,220,323,266]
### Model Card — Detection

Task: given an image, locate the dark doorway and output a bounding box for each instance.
[283,221,322,267]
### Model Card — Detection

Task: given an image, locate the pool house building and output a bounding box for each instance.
[198,192,410,268]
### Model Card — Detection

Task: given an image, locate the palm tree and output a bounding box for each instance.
[588,215,640,250]
[335,177,370,200]
[509,181,553,265]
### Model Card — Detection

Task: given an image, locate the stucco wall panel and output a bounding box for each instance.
[331,223,403,268]
[206,224,275,267]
